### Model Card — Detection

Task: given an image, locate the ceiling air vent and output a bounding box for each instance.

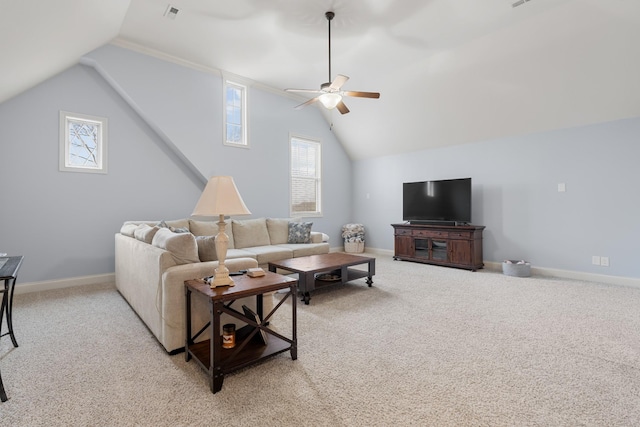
[164,5,179,19]
[512,0,533,7]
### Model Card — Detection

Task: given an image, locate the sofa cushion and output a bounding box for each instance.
[232,218,271,249]
[151,228,200,264]
[266,218,301,245]
[243,246,294,265]
[265,218,289,245]
[134,224,160,244]
[277,243,330,258]
[190,219,235,249]
[195,235,217,262]
[225,248,258,261]
[288,222,313,243]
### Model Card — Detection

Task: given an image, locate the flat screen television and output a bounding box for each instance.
[403,178,472,224]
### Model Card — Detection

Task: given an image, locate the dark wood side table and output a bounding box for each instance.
[0,255,23,402]
[184,271,298,394]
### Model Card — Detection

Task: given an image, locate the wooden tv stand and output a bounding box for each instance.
[391,223,485,271]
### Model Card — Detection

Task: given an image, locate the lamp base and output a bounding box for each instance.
[211,214,235,288]
[210,271,235,288]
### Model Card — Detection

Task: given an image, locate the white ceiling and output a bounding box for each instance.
[2,0,640,160]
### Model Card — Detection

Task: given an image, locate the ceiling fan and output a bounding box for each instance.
[285,11,380,115]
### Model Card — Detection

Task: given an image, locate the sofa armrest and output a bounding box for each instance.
[159,257,259,352]
[310,231,329,243]
[162,257,259,285]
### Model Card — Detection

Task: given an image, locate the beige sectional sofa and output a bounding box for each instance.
[115,217,329,353]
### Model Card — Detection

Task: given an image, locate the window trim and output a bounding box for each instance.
[223,79,249,148]
[59,111,108,174]
[289,134,322,218]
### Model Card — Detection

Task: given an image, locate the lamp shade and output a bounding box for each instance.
[192,176,251,217]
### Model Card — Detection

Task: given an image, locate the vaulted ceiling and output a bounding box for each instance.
[2,0,639,160]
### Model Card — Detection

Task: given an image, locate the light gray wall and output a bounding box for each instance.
[83,45,352,241]
[0,45,352,283]
[353,116,640,279]
[5,41,635,283]
[0,65,203,283]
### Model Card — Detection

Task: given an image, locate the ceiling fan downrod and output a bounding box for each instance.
[326,11,335,86]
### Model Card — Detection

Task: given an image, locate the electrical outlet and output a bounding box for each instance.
[558,183,566,192]
[592,256,601,266]
[601,257,609,267]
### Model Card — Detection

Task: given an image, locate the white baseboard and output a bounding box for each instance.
[15,273,115,295]
[483,261,640,288]
[331,246,395,257]
[14,254,640,295]
[364,248,640,289]
[361,247,395,257]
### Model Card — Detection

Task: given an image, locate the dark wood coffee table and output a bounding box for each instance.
[269,253,375,305]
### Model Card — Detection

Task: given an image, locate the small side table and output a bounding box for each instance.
[185,271,297,394]
[0,255,23,402]
[1,256,23,347]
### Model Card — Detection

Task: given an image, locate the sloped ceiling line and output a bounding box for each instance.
[79,55,207,186]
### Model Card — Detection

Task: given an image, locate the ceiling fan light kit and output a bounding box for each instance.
[319,92,342,109]
[285,11,380,114]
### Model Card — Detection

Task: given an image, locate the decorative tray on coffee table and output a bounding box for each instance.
[315,273,341,282]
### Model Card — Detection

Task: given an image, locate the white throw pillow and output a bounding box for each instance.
[120,223,138,237]
[134,224,160,244]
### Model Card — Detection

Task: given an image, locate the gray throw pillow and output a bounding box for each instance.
[157,220,189,233]
[288,222,313,244]
[196,235,217,262]
[189,219,235,249]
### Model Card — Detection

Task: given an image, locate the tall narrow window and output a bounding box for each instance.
[290,136,322,217]
[224,80,247,147]
[59,111,107,173]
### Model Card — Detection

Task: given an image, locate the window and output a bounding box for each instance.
[223,80,247,147]
[290,135,322,216]
[59,111,107,173]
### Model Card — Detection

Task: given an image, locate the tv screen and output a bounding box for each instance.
[403,178,471,224]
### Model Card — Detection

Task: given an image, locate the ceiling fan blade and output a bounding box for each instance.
[294,97,319,110]
[343,91,380,99]
[336,101,350,114]
[329,74,349,90]
[286,88,324,94]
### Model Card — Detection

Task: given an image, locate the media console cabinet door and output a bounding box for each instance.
[394,235,413,258]
[449,239,472,265]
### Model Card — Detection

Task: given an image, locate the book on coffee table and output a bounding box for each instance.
[242,305,268,345]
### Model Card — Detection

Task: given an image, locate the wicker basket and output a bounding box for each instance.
[344,241,364,253]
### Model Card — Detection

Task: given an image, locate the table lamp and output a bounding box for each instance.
[192,176,251,287]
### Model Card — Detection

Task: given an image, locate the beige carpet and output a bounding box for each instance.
[1,255,640,426]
